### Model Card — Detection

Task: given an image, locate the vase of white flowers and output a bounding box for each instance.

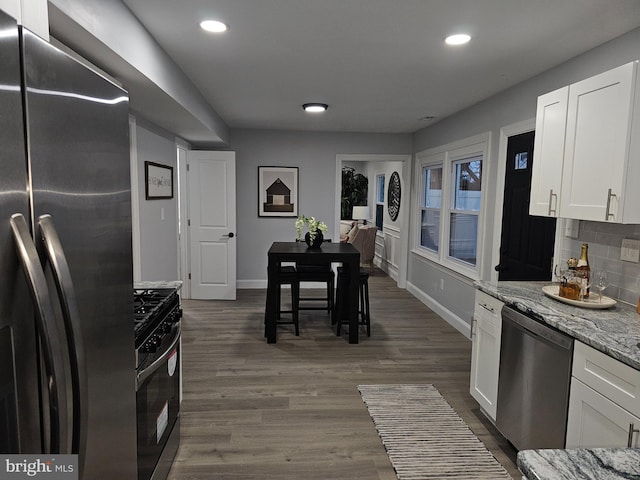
[295,215,328,249]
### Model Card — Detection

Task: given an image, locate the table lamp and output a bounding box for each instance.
[352,206,369,225]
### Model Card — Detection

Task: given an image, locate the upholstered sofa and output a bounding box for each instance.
[339,220,355,242]
[343,224,377,267]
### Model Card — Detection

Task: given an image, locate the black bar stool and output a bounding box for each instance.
[333,266,370,337]
[296,239,334,314]
[275,265,300,335]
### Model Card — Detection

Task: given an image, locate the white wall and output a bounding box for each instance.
[408,26,640,334]
[48,0,228,146]
[134,121,179,281]
[0,0,48,39]
[228,128,411,287]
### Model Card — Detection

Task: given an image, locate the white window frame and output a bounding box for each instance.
[413,132,490,280]
[418,155,444,257]
[375,173,385,230]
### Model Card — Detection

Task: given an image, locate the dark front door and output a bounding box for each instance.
[497,131,556,281]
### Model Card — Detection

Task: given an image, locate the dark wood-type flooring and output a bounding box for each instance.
[169,268,519,479]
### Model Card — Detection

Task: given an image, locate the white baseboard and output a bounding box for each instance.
[376,257,398,282]
[238,279,267,289]
[406,282,471,339]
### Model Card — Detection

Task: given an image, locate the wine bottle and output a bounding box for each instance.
[576,243,590,299]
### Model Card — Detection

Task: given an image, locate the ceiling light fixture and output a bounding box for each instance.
[302,103,328,113]
[445,33,471,46]
[200,20,228,33]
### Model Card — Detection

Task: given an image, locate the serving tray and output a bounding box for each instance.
[542,285,617,309]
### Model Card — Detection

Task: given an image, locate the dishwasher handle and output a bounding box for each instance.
[502,306,573,350]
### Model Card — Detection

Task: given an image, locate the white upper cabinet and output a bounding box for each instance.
[561,61,640,222]
[530,61,640,223]
[529,87,568,217]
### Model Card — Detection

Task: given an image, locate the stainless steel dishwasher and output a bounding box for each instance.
[496,305,574,451]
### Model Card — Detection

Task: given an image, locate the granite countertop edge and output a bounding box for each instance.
[134,280,183,291]
[517,448,640,480]
[475,280,640,371]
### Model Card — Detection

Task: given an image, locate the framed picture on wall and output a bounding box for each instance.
[258,166,298,217]
[145,161,173,199]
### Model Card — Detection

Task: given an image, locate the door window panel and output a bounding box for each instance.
[515,152,528,170]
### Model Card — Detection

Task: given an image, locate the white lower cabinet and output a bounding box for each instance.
[470,290,504,421]
[566,378,640,448]
[566,341,640,448]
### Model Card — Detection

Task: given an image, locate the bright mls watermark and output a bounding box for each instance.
[0,455,77,479]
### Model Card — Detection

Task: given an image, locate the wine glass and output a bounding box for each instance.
[592,270,609,303]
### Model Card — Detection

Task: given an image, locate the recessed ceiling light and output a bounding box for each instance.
[302,103,328,113]
[445,33,471,46]
[200,20,228,33]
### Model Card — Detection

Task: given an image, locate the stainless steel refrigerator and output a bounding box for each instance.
[0,9,137,479]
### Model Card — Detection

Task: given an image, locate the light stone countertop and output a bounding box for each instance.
[134,280,183,291]
[475,280,640,370]
[517,448,640,480]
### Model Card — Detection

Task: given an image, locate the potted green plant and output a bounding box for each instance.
[341,166,368,220]
[295,215,328,248]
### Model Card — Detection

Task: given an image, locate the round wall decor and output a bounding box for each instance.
[387,171,401,221]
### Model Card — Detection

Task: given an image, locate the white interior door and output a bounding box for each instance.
[187,151,236,299]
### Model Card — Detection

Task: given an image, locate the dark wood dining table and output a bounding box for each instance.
[264,241,361,343]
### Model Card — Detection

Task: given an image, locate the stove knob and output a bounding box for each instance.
[141,342,157,354]
[168,310,181,323]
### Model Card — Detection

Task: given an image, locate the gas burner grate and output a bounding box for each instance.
[133,288,178,343]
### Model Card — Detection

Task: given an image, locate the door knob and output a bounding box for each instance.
[494,265,503,272]
[223,232,235,238]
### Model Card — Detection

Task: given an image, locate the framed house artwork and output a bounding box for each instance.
[145,161,173,199]
[258,166,298,217]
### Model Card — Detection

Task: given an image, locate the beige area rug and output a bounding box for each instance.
[358,384,513,480]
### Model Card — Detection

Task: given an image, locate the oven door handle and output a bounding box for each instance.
[136,324,181,391]
[38,214,88,474]
[10,213,67,454]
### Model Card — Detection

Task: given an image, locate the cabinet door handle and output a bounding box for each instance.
[479,303,495,313]
[548,189,557,216]
[628,423,639,447]
[605,188,617,221]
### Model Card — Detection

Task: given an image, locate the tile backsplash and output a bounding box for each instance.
[561,221,640,306]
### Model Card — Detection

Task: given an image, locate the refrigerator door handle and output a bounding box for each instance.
[9,213,67,454]
[38,214,88,474]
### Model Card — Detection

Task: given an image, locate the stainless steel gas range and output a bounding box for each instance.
[134,288,182,480]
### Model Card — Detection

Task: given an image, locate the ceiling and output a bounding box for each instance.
[56,1,640,143]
